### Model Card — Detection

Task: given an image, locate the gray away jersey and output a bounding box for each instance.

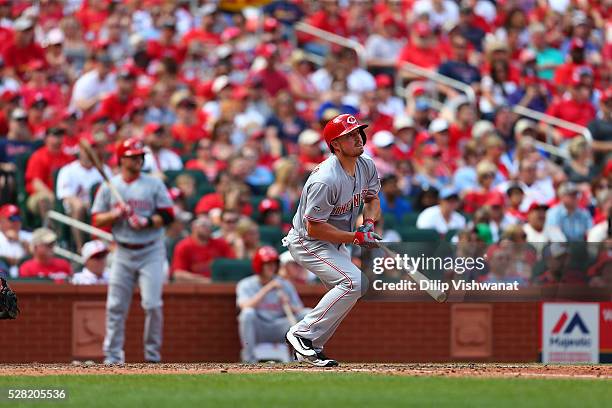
[290,154,381,241]
[91,174,173,244]
[236,275,303,321]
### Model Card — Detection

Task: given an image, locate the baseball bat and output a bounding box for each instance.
[79,138,127,206]
[378,243,448,303]
[282,302,298,325]
[48,211,114,242]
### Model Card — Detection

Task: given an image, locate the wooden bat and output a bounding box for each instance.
[79,138,126,206]
[378,243,448,303]
[282,303,298,325]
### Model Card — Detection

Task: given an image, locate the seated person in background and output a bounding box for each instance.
[278,250,315,286]
[25,127,72,224]
[523,203,566,255]
[0,204,32,278]
[171,215,235,283]
[236,246,310,363]
[545,182,592,242]
[19,228,72,280]
[56,133,111,250]
[71,240,110,285]
[378,174,412,222]
[535,243,585,285]
[416,187,466,235]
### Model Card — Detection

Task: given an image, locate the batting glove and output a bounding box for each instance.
[353,231,382,248]
[128,214,151,229]
[357,218,376,233]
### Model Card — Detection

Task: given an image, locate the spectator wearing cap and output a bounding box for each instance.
[462,161,502,214]
[379,174,412,222]
[265,91,308,147]
[413,0,459,31]
[71,240,110,285]
[413,144,449,192]
[371,130,396,178]
[545,182,592,242]
[397,21,442,74]
[251,44,289,98]
[528,23,563,81]
[375,74,405,118]
[297,129,324,173]
[146,17,185,64]
[504,183,526,222]
[258,198,283,229]
[70,52,116,113]
[391,117,417,161]
[0,108,34,180]
[563,136,598,184]
[545,71,597,142]
[287,50,319,120]
[170,94,207,154]
[141,123,183,176]
[26,93,54,139]
[315,80,359,121]
[0,204,31,278]
[428,118,460,169]
[417,187,466,235]
[25,127,72,222]
[365,14,406,73]
[484,192,512,243]
[523,202,566,254]
[588,88,612,161]
[497,159,555,213]
[553,38,591,91]
[97,67,138,124]
[453,139,485,193]
[171,214,235,283]
[19,228,72,279]
[56,132,111,250]
[448,100,477,150]
[20,60,62,111]
[358,91,394,137]
[507,75,550,113]
[437,33,481,90]
[44,28,71,84]
[181,5,220,48]
[2,17,46,79]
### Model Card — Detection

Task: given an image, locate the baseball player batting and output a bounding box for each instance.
[284,114,382,367]
[91,138,174,364]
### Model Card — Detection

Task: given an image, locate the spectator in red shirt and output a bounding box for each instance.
[358,91,394,137]
[25,127,72,221]
[20,60,63,111]
[19,228,71,280]
[181,5,220,48]
[545,76,597,142]
[397,22,442,74]
[185,138,226,183]
[251,45,289,98]
[171,215,235,282]
[2,17,46,79]
[449,100,476,150]
[97,67,137,124]
[553,38,591,92]
[304,0,347,39]
[146,17,185,64]
[462,161,500,214]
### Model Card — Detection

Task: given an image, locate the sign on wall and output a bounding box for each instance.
[542,303,599,363]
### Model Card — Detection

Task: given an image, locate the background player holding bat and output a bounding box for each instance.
[284,114,382,367]
[90,137,174,364]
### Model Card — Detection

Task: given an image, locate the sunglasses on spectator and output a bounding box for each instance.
[223,217,239,224]
[8,215,21,222]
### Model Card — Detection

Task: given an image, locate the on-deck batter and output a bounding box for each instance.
[284,114,382,367]
[92,137,174,364]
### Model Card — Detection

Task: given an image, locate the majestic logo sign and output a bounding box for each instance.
[542,303,599,363]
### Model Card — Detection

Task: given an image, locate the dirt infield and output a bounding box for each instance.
[0,363,610,379]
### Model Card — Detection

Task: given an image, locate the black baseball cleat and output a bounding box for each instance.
[295,351,339,367]
[285,328,317,357]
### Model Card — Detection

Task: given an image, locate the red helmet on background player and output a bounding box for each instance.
[323,114,368,153]
[116,137,145,159]
[252,246,279,275]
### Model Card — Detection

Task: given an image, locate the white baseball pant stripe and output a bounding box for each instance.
[286,235,365,350]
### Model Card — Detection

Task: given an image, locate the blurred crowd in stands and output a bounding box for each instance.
[0,0,610,289]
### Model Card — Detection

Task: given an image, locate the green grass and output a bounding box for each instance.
[0,372,609,408]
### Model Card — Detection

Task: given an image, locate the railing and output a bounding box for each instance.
[48,210,114,242]
[293,22,367,68]
[397,62,477,103]
[512,105,592,142]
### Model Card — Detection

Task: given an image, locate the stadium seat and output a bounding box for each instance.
[259,225,284,247]
[402,213,419,227]
[164,170,213,196]
[211,258,253,282]
[397,226,440,242]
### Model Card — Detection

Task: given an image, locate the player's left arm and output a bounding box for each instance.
[152,180,175,227]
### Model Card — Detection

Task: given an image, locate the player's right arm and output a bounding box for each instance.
[306,221,356,244]
[90,183,127,227]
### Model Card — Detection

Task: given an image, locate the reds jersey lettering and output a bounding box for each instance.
[289,154,381,240]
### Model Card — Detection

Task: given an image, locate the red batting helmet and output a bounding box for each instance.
[116,137,145,159]
[252,246,279,274]
[323,114,367,153]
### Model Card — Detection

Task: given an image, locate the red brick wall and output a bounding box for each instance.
[0,284,540,363]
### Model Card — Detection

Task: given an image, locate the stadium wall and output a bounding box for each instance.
[0,284,540,363]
